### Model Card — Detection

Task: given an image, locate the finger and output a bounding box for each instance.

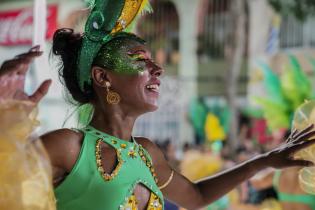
[287,159,314,167]
[0,61,24,76]
[295,124,314,139]
[15,51,43,61]
[11,51,42,74]
[290,138,315,153]
[29,79,52,103]
[0,63,29,81]
[0,52,41,76]
[290,129,299,139]
[286,133,295,144]
[29,45,40,52]
[295,130,315,142]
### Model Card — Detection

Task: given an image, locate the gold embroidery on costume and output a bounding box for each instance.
[120,192,162,210]
[95,139,123,181]
[138,145,159,184]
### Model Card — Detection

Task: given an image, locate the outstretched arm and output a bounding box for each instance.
[144,125,315,210]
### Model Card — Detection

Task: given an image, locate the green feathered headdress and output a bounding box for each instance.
[254,55,314,131]
[78,0,152,92]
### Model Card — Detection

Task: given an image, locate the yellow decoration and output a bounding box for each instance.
[111,0,151,34]
[128,148,137,158]
[260,199,282,210]
[204,113,226,142]
[147,192,162,210]
[120,192,162,210]
[96,140,123,181]
[0,100,55,210]
[292,100,315,195]
[180,150,222,181]
[120,194,138,210]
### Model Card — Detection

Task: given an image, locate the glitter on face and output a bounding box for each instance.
[93,34,147,75]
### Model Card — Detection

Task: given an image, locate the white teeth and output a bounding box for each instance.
[146,84,160,92]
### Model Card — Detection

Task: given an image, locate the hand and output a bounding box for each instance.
[262,125,315,169]
[0,46,51,104]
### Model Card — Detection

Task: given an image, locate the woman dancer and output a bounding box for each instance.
[1,0,315,209]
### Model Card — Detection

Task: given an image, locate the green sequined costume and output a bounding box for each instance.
[55,126,164,210]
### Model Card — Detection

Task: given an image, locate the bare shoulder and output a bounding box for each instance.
[135,137,158,152]
[41,128,83,146]
[135,137,175,189]
[40,128,84,169]
[135,137,166,164]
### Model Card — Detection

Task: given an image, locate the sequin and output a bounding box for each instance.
[128,149,137,158]
[93,36,146,75]
[95,139,123,181]
[92,21,99,29]
[138,145,159,185]
[119,194,138,210]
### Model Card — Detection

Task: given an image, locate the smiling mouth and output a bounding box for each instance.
[145,84,160,93]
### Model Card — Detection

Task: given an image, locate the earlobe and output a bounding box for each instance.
[91,66,109,88]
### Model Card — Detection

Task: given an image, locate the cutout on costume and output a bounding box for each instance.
[95,139,123,181]
[120,183,162,210]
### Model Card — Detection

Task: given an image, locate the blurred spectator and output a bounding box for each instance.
[188,97,208,145]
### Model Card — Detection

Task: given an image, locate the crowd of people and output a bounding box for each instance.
[152,112,315,210]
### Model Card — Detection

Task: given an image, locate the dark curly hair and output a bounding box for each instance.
[52,28,146,106]
[52,28,93,105]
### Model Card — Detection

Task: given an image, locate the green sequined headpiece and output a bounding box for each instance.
[78,0,152,92]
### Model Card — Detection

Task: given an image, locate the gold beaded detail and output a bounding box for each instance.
[147,193,163,210]
[119,194,138,210]
[120,192,162,210]
[128,147,137,158]
[95,139,123,181]
[138,145,159,184]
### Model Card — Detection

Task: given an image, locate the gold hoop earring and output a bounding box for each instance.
[105,82,120,105]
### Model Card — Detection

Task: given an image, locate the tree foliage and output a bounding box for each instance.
[268,0,315,21]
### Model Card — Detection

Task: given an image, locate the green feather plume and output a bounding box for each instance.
[255,56,314,131]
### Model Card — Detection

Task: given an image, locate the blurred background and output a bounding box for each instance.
[1,0,315,209]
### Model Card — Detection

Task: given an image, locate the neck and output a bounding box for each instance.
[90,104,137,141]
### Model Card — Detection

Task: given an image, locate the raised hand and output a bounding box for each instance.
[262,124,315,169]
[0,46,51,104]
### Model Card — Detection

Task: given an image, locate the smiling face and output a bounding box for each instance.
[92,34,164,114]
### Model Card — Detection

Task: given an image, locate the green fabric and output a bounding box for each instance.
[273,170,315,210]
[54,126,164,210]
[206,195,229,210]
[78,0,125,92]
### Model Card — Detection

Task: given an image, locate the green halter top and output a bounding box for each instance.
[54,126,164,210]
[273,170,315,210]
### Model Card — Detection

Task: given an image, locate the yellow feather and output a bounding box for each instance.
[137,0,153,16]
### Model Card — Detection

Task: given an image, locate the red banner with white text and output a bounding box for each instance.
[0,5,58,46]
